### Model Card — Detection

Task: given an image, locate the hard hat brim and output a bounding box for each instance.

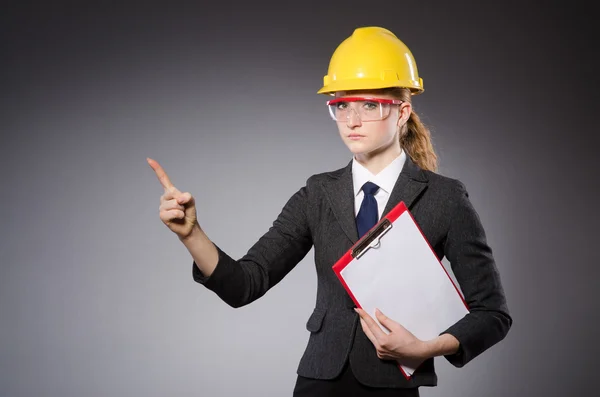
[317,78,424,96]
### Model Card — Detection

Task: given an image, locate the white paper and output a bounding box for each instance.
[340,211,469,376]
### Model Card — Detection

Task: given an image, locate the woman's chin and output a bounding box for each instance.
[344,141,371,155]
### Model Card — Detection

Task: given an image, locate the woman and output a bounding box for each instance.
[148,26,511,396]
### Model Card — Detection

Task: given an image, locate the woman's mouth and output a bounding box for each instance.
[348,134,365,140]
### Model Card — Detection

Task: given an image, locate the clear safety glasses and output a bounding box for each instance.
[327,97,403,122]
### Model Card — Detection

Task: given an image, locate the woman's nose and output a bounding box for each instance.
[346,108,362,127]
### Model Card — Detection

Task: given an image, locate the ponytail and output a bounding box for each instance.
[401,110,438,172]
[384,88,438,172]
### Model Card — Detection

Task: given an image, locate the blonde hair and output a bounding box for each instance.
[384,87,438,172]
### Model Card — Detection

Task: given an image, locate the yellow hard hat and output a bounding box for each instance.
[317,27,424,96]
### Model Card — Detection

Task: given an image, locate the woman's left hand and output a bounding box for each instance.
[355,307,430,367]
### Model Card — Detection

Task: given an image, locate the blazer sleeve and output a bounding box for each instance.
[440,180,512,367]
[191,185,313,308]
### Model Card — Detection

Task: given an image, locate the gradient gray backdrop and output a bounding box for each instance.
[1,2,598,396]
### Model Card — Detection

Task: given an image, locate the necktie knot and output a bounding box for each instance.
[362,181,380,196]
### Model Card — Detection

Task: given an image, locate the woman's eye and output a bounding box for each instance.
[336,102,348,110]
[363,102,378,110]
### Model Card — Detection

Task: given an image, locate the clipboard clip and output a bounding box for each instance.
[352,218,393,259]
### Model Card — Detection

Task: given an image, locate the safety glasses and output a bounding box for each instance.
[326,97,403,122]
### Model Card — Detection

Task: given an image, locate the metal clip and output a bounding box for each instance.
[351,218,393,259]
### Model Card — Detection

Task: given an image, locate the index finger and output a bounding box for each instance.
[355,308,387,341]
[147,157,175,191]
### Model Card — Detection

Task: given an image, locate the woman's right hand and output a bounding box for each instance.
[147,157,198,240]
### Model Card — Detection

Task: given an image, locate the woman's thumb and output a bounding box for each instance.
[177,192,193,205]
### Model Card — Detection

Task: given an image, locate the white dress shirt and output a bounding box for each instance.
[352,149,407,220]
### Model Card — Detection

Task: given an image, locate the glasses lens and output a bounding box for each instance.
[328,100,390,122]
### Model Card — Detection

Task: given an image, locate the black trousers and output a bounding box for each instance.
[293,361,420,397]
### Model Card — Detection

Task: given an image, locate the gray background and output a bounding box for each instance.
[1,1,598,396]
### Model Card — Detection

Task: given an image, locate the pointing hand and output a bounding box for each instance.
[147,157,198,240]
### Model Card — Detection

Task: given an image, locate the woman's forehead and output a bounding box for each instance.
[334,90,395,99]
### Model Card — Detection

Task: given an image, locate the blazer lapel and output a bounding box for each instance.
[322,155,429,245]
[322,161,359,244]
[381,155,429,217]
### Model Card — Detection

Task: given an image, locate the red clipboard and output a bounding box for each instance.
[332,201,469,379]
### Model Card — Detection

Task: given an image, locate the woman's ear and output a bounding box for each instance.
[396,102,412,128]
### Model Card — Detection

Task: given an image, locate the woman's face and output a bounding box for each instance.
[332,90,410,157]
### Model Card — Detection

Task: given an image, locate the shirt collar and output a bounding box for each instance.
[352,149,407,197]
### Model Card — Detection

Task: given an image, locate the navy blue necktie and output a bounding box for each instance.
[356,182,380,238]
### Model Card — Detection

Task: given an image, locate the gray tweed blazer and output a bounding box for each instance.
[192,155,511,388]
